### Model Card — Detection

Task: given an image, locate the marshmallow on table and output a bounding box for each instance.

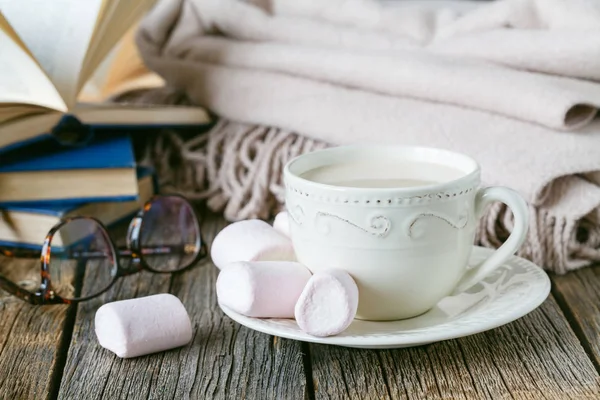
[272,211,291,238]
[217,261,312,318]
[295,269,359,337]
[95,294,193,358]
[211,219,295,269]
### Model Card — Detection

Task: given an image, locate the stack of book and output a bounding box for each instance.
[0,0,211,248]
[0,136,157,248]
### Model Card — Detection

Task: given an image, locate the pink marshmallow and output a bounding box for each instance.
[272,211,290,237]
[95,294,193,358]
[216,261,312,318]
[295,269,359,337]
[211,219,295,269]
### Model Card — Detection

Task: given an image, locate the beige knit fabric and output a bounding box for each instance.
[132,0,600,273]
[134,113,600,275]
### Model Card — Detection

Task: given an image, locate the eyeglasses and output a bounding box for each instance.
[0,194,206,305]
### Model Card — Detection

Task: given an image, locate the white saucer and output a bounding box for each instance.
[219,246,551,349]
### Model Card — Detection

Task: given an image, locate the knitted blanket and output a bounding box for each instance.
[134,0,600,273]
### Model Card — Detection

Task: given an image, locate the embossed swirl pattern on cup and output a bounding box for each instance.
[288,203,471,239]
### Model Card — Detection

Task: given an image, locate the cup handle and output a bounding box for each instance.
[453,186,529,294]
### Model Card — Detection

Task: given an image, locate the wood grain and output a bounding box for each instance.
[310,296,600,400]
[6,208,600,400]
[0,254,70,399]
[57,209,308,400]
[552,266,600,371]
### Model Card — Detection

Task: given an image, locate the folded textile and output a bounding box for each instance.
[135,0,600,273]
[138,0,600,130]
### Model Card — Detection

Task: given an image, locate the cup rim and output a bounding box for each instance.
[283,145,481,194]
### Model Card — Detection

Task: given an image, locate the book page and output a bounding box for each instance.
[0,21,67,113]
[0,10,32,59]
[0,0,105,108]
[0,112,63,151]
[78,0,157,95]
[79,24,164,102]
[101,23,164,97]
[0,105,50,122]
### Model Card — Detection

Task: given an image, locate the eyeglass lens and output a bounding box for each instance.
[48,219,117,301]
[38,196,200,301]
[138,196,201,272]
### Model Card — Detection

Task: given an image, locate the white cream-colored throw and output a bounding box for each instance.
[135,0,600,273]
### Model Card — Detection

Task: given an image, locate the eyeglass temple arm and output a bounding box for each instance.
[0,275,37,304]
[68,244,206,259]
[118,245,184,257]
[122,243,207,257]
[0,247,41,259]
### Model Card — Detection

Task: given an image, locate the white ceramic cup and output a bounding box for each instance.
[284,145,529,321]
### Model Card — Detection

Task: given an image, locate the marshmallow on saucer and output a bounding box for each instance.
[217,261,312,318]
[272,211,291,238]
[295,269,359,337]
[95,294,193,358]
[211,220,295,269]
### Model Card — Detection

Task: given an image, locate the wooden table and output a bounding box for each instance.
[1,208,600,399]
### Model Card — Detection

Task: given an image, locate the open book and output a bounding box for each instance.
[0,0,210,152]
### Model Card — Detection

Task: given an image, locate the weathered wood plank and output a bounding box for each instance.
[552,266,600,371]
[0,254,70,399]
[7,205,600,400]
[57,209,308,400]
[310,296,600,399]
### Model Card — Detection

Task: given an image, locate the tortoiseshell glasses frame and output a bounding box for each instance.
[0,194,206,305]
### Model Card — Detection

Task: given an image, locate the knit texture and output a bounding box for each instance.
[132,109,600,274]
[132,0,600,273]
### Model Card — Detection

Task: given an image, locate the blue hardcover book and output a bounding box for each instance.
[0,166,156,248]
[0,134,139,206]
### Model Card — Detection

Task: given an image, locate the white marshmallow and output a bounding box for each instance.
[217,261,312,318]
[211,219,295,269]
[272,211,291,237]
[295,269,359,337]
[95,294,193,358]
